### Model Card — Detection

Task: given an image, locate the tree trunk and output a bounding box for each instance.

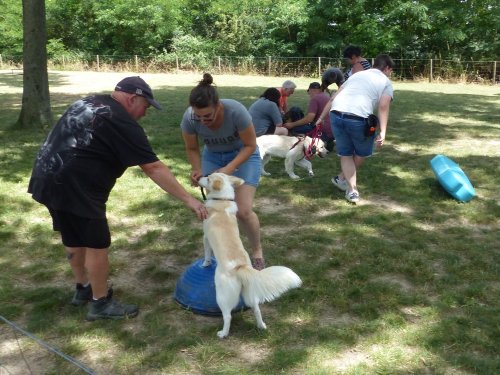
[16,0,53,129]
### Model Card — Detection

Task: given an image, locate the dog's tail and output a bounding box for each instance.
[237,266,302,304]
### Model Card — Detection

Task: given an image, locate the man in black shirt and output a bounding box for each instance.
[28,76,208,320]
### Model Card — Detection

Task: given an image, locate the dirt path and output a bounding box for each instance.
[0,70,312,95]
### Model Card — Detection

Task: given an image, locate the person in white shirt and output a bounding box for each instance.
[317,54,395,203]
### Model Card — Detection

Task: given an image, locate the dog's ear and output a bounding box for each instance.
[228,175,245,187]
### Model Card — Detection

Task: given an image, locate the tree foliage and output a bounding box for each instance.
[45,0,180,56]
[1,0,498,60]
[0,0,23,55]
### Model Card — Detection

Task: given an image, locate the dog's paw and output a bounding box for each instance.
[217,330,229,339]
[308,171,314,177]
[261,170,271,176]
[202,260,212,267]
[290,174,301,180]
[257,321,267,330]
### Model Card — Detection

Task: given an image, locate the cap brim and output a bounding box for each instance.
[147,98,163,110]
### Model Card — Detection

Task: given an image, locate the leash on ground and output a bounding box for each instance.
[0,314,97,375]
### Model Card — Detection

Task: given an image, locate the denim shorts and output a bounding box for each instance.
[330,112,375,157]
[202,147,262,187]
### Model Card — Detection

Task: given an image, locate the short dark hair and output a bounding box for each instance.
[189,73,219,108]
[260,88,280,107]
[343,45,362,59]
[321,67,344,91]
[373,54,395,71]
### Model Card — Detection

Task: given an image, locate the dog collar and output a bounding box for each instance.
[208,197,235,201]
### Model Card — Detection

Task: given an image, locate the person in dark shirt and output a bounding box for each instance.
[28,76,208,321]
[321,67,345,94]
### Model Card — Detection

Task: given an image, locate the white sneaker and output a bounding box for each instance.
[345,190,360,203]
[331,175,348,191]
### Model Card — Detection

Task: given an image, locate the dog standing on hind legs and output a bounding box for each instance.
[198,173,302,338]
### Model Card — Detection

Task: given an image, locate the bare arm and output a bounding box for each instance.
[352,61,365,74]
[375,95,392,148]
[315,87,343,126]
[140,160,207,219]
[181,132,203,186]
[218,125,257,176]
[285,112,315,129]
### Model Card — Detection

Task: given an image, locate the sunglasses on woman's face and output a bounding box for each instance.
[191,106,219,123]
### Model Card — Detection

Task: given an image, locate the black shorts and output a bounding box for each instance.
[49,208,111,249]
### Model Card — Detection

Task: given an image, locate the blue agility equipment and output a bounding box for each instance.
[173,257,247,316]
[430,154,475,202]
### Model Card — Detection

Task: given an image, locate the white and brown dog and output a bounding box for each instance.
[257,134,328,180]
[198,173,302,338]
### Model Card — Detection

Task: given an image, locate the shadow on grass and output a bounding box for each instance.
[0,71,24,88]
[1,75,499,373]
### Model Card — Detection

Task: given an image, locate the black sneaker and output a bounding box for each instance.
[86,296,139,321]
[71,284,114,306]
[71,283,92,306]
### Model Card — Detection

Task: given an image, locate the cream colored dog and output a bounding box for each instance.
[198,173,302,338]
[257,134,329,180]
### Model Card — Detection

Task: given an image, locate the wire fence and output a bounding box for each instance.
[1,54,498,84]
[0,315,97,374]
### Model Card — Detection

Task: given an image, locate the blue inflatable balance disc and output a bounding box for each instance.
[173,257,247,316]
[430,154,476,202]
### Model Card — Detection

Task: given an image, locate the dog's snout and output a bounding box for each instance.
[198,177,208,187]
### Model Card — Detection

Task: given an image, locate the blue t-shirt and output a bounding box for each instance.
[180,99,252,152]
[248,98,282,136]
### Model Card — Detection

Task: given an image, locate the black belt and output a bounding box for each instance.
[332,111,365,121]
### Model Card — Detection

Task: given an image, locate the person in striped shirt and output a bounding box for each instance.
[343,45,372,81]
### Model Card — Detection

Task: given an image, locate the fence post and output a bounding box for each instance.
[176,55,179,72]
[1,54,4,68]
[218,56,221,72]
[268,56,272,76]
[429,58,433,82]
[493,61,497,85]
[135,55,139,71]
[318,57,321,77]
[96,55,100,71]
[372,58,375,66]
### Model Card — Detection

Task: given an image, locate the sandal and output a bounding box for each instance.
[251,258,266,271]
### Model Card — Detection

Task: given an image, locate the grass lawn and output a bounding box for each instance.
[0,71,499,374]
